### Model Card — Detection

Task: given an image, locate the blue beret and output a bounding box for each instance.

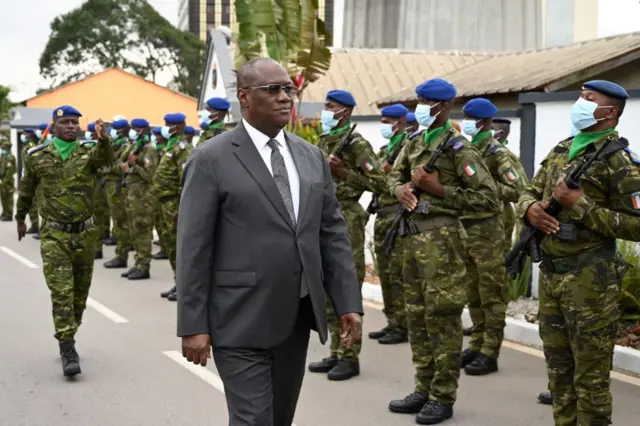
[492,117,511,124]
[111,119,129,130]
[406,112,416,124]
[326,90,356,107]
[164,113,187,124]
[583,80,629,100]
[200,121,209,131]
[38,123,49,130]
[206,97,230,111]
[87,122,96,132]
[415,78,457,101]
[184,126,196,135]
[53,105,82,119]
[131,118,149,128]
[151,127,162,135]
[463,98,498,119]
[380,104,409,118]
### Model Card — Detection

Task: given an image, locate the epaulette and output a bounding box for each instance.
[80,140,97,148]
[446,137,465,152]
[485,143,503,156]
[409,129,424,140]
[27,143,48,156]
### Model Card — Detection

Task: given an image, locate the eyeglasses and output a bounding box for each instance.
[245,84,298,97]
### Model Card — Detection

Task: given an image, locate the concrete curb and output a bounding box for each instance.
[362,282,640,376]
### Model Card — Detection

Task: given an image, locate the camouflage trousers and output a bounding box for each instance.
[402,221,467,406]
[160,197,179,273]
[326,200,366,361]
[105,180,130,261]
[539,255,624,426]
[464,215,508,359]
[0,183,14,216]
[374,209,406,332]
[153,198,168,253]
[93,180,111,240]
[125,182,154,272]
[40,223,99,341]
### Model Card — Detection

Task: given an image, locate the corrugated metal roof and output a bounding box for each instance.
[302,48,495,116]
[375,31,640,107]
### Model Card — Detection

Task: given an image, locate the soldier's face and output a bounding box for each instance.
[55,117,80,141]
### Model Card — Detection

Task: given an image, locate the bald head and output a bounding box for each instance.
[237,58,286,88]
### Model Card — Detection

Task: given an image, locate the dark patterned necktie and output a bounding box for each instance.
[267,139,296,225]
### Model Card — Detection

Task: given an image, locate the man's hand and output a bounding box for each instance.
[95,119,105,140]
[328,154,349,179]
[552,182,584,209]
[120,162,130,173]
[383,161,393,174]
[394,183,417,211]
[17,222,26,241]
[412,167,444,197]
[525,201,560,234]
[127,153,137,166]
[182,334,211,366]
[339,313,362,350]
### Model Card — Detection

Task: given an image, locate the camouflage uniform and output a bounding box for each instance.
[21,138,40,228]
[315,124,387,362]
[516,132,638,426]
[197,122,226,146]
[104,138,131,263]
[0,141,16,217]
[16,138,112,341]
[463,132,528,361]
[121,138,159,272]
[153,135,192,273]
[388,121,499,405]
[94,167,111,240]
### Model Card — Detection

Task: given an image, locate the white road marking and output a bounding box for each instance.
[86,297,129,323]
[0,246,39,268]
[163,350,299,425]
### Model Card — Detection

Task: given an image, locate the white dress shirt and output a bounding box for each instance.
[243,119,300,220]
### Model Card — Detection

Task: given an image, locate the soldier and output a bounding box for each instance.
[458,99,527,376]
[20,128,41,234]
[150,127,169,261]
[368,104,410,345]
[15,106,112,377]
[387,79,499,425]
[517,80,637,426]
[153,114,192,301]
[406,112,419,136]
[198,97,230,145]
[119,118,157,280]
[0,137,16,221]
[307,89,387,381]
[84,122,109,259]
[103,119,133,270]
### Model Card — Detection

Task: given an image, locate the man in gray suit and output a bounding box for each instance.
[176,58,364,426]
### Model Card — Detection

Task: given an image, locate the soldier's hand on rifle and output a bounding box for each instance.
[552,182,584,209]
[95,119,106,140]
[412,167,444,197]
[128,153,137,166]
[394,183,417,211]
[328,154,349,179]
[526,201,560,235]
[120,162,130,173]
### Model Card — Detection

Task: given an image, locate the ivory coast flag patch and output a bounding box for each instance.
[463,162,477,176]
[363,159,375,171]
[505,168,517,181]
[632,192,640,209]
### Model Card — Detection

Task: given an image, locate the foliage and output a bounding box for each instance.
[39,0,205,97]
[285,117,323,144]
[0,85,16,121]
[616,240,640,321]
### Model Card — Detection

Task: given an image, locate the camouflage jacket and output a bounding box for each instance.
[516,133,640,258]
[16,138,113,224]
[376,133,409,208]
[0,150,16,184]
[316,126,387,202]
[153,135,192,202]
[104,138,131,181]
[388,122,500,219]
[120,139,159,186]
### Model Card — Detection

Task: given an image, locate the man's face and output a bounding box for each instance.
[238,62,295,127]
[54,117,80,141]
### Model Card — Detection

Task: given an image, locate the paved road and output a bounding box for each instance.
[1,223,639,426]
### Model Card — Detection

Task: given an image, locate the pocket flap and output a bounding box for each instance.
[214,271,257,287]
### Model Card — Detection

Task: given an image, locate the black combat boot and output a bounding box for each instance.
[128,269,150,280]
[537,391,553,405]
[94,249,103,260]
[378,329,408,345]
[463,326,473,337]
[415,400,453,425]
[368,326,391,339]
[327,359,359,381]
[121,267,136,278]
[103,236,116,246]
[460,348,479,369]
[59,340,81,377]
[389,391,428,414]
[152,250,168,260]
[464,353,498,376]
[160,285,176,298]
[308,356,338,373]
[104,258,127,268]
[26,225,38,234]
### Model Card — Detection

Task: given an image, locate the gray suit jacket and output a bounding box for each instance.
[176,121,363,349]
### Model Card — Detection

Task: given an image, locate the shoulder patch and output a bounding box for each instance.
[81,140,97,148]
[409,129,425,140]
[27,143,48,156]
[624,147,640,164]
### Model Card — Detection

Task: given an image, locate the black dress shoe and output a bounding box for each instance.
[152,250,168,260]
[464,353,498,376]
[161,286,176,298]
[416,400,453,425]
[368,326,390,340]
[121,267,136,278]
[538,391,553,405]
[378,329,408,345]
[463,326,473,337]
[103,236,116,246]
[389,391,428,414]
[167,291,177,301]
[128,269,150,280]
[104,258,127,268]
[327,360,359,381]
[460,348,479,369]
[94,250,103,260]
[308,356,338,373]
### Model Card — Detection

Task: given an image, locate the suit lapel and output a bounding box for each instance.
[286,133,310,230]
[232,123,296,231]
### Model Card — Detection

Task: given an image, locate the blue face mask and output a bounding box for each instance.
[84,131,92,141]
[20,134,27,143]
[462,119,480,137]
[161,126,172,139]
[380,123,396,139]
[414,103,440,128]
[570,97,610,131]
[128,129,139,140]
[109,128,118,140]
[321,108,345,133]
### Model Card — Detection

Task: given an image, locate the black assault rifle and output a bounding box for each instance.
[504,136,628,278]
[382,128,457,254]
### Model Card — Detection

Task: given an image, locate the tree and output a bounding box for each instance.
[39,0,206,97]
[0,85,16,121]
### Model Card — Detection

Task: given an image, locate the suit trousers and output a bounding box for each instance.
[213,297,314,426]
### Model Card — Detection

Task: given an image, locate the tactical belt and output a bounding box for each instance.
[158,194,180,204]
[540,241,617,275]
[46,217,94,233]
[376,205,399,216]
[461,215,498,229]
[408,216,459,235]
